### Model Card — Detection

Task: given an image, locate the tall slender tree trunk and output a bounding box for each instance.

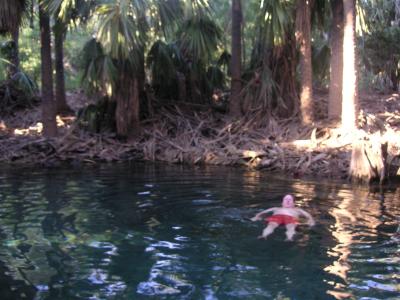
[9,26,20,78]
[328,0,344,121]
[341,0,358,131]
[39,3,57,137]
[295,0,313,125]
[390,69,398,92]
[229,0,242,117]
[53,21,72,114]
[189,69,201,103]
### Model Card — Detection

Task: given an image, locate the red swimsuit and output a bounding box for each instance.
[266,214,299,225]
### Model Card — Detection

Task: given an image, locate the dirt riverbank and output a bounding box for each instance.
[1,91,399,181]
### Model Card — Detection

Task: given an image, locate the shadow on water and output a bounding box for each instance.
[0,163,399,299]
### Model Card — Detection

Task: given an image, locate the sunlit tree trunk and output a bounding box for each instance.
[230,0,242,117]
[341,0,358,131]
[295,0,313,125]
[328,0,343,121]
[53,20,72,114]
[39,3,57,137]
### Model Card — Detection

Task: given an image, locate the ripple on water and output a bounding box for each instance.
[191,199,218,205]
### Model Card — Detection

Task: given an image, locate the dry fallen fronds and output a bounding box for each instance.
[1,91,400,182]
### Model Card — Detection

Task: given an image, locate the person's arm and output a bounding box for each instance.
[251,208,276,221]
[298,208,315,226]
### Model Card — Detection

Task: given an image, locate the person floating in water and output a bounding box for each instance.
[251,194,315,241]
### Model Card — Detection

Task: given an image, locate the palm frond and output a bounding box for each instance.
[258,0,294,46]
[45,0,96,24]
[217,50,231,73]
[207,65,226,90]
[178,15,222,63]
[12,70,38,96]
[147,40,177,87]
[95,0,147,61]
[183,0,213,18]
[81,38,117,94]
[151,0,183,37]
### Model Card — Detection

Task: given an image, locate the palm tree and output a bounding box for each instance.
[230,0,242,117]
[81,0,222,137]
[82,0,147,138]
[341,0,358,131]
[0,0,29,77]
[296,0,313,125]
[53,19,71,114]
[47,0,95,114]
[328,0,343,122]
[242,0,297,120]
[177,3,222,104]
[39,0,57,137]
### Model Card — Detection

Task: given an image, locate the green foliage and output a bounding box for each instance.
[362,26,400,90]
[312,35,330,86]
[0,74,39,115]
[150,0,183,37]
[77,97,116,133]
[0,36,38,97]
[0,40,17,60]
[12,70,38,96]
[81,38,117,94]
[147,40,179,96]
[0,18,92,90]
[8,0,400,121]
[17,26,42,83]
[358,0,397,33]
[206,65,226,90]
[257,0,294,46]
[177,14,222,63]
[147,37,227,101]
[363,27,400,74]
[95,0,147,62]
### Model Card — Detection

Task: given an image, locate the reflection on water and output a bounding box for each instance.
[0,164,399,299]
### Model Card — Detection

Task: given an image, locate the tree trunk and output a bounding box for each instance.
[350,133,387,184]
[115,76,140,139]
[341,0,358,131]
[229,0,242,117]
[39,4,57,137]
[296,0,313,125]
[189,69,201,103]
[177,71,187,102]
[328,0,343,121]
[390,68,398,92]
[8,26,20,78]
[53,21,72,115]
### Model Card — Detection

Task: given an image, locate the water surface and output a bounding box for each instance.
[0,163,399,299]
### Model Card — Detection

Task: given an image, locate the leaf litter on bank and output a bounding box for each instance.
[0,91,400,181]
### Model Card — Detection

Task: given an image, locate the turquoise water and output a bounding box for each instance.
[0,164,399,300]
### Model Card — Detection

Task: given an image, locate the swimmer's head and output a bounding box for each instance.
[282,194,295,208]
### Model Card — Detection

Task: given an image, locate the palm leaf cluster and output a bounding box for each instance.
[147,40,182,97]
[78,0,224,103]
[2,0,390,136]
[178,15,221,63]
[45,0,96,24]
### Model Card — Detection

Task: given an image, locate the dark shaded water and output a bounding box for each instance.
[0,163,399,300]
